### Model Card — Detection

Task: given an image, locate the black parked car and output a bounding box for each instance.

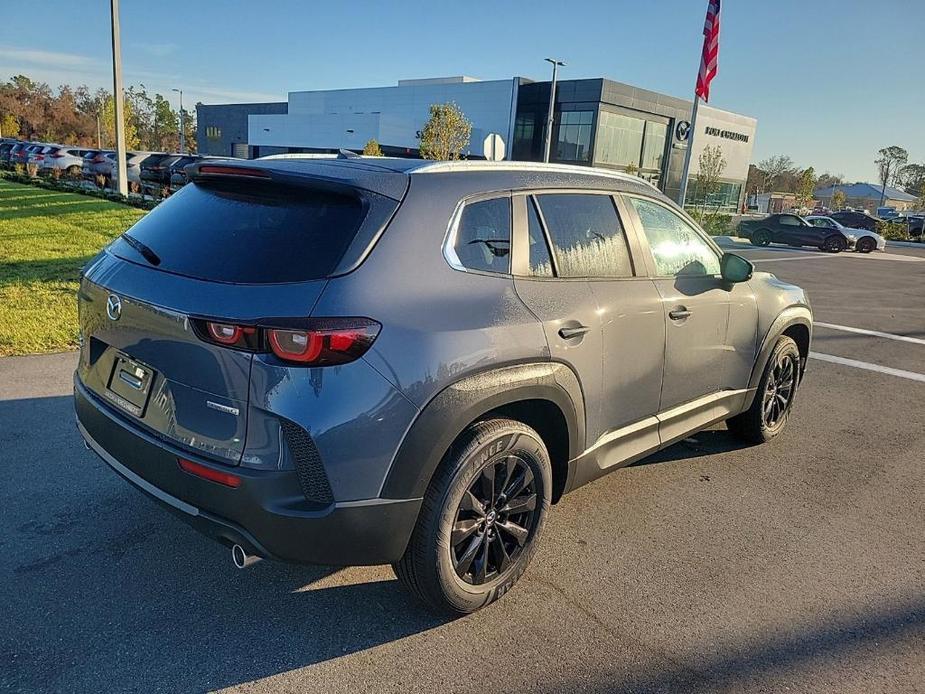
[830,211,879,232]
[881,215,924,239]
[140,153,182,190]
[737,213,848,252]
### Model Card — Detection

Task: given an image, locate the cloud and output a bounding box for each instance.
[0,47,101,69]
[132,42,179,58]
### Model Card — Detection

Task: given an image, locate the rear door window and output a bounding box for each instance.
[535,193,633,278]
[451,197,511,274]
[112,181,366,283]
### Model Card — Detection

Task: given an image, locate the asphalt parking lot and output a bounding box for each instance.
[2,242,923,693]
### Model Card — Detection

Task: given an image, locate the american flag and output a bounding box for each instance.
[695,0,721,102]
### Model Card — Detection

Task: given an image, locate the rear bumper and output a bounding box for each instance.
[75,378,422,566]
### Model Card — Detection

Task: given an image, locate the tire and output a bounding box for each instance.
[750,229,771,247]
[393,418,552,615]
[856,237,875,253]
[823,235,847,253]
[727,335,801,445]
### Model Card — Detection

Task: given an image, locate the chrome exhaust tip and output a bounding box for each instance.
[231,544,261,569]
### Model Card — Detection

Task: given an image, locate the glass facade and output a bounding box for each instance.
[554,111,593,162]
[684,180,743,213]
[596,112,644,167]
[641,121,667,171]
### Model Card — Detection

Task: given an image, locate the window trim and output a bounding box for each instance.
[442,191,514,276]
[619,193,724,280]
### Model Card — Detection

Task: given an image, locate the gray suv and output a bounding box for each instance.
[74,158,812,614]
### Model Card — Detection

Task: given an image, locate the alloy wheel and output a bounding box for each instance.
[763,354,797,427]
[451,454,539,585]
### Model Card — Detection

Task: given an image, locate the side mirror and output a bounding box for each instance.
[720,252,753,283]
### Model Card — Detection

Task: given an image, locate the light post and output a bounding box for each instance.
[542,58,565,163]
[110,0,127,195]
[172,88,184,154]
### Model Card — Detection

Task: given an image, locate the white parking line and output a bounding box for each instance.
[809,352,925,383]
[814,322,925,346]
[751,255,837,263]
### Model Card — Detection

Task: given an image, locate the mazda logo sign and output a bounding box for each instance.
[676,120,691,141]
[106,294,122,321]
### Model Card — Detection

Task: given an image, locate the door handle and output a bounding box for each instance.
[668,307,692,321]
[558,325,590,339]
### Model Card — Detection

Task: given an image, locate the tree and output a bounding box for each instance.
[797,166,816,207]
[897,163,925,197]
[1,113,18,138]
[874,146,908,204]
[419,102,471,160]
[757,155,796,192]
[624,162,639,176]
[694,144,726,212]
[100,95,140,149]
[815,172,844,191]
[832,189,846,210]
[362,138,384,156]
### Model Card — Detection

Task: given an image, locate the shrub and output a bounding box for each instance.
[26,163,39,178]
[877,220,910,241]
[688,209,732,236]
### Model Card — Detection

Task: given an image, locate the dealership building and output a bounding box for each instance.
[197,75,756,209]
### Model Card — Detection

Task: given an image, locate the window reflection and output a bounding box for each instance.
[554,111,593,162]
[629,198,720,277]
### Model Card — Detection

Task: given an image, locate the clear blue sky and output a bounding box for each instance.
[1,0,922,182]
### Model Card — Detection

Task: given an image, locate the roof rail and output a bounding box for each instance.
[407,160,661,191]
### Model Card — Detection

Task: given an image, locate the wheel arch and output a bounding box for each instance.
[380,361,585,504]
[746,308,813,398]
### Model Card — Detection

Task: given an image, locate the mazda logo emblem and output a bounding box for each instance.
[676,120,691,141]
[106,294,122,321]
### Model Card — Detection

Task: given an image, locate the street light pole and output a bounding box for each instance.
[543,58,565,163]
[172,88,184,154]
[110,0,128,195]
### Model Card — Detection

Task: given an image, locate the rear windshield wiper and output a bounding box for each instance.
[120,233,161,266]
[467,238,510,257]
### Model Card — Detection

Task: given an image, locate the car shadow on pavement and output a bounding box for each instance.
[631,427,758,468]
[1,395,450,692]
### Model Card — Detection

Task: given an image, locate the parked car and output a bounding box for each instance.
[110,151,158,189]
[830,210,880,232]
[75,159,812,614]
[81,150,115,183]
[168,155,222,189]
[24,143,52,167]
[737,213,849,252]
[140,153,183,191]
[6,142,28,165]
[876,206,898,219]
[42,146,93,176]
[0,141,18,163]
[804,215,884,253]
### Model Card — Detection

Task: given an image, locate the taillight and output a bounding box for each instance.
[178,458,241,488]
[192,318,380,366]
[51,153,64,158]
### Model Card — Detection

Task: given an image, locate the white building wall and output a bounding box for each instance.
[249,78,519,156]
[688,105,757,182]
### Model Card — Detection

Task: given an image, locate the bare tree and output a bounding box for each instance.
[695,144,726,213]
[757,155,795,192]
[419,102,471,161]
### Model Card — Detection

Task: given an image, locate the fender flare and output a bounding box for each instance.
[746,306,813,398]
[380,361,585,500]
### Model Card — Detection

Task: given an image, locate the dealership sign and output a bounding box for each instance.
[704,126,749,143]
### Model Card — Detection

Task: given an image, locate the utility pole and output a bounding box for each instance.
[110,0,128,195]
[172,88,184,154]
[542,58,565,163]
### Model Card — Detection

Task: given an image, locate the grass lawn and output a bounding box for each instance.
[0,179,145,356]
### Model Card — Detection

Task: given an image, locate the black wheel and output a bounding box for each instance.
[727,336,801,444]
[393,418,551,615]
[823,235,847,253]
[750,229,771,246]
[856,237,875,253]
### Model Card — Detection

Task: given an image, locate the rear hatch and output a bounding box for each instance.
[77,167,398,465]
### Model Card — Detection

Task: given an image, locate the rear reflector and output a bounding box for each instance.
[178,458,241,488]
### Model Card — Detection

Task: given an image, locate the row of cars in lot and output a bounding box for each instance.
[0,139,216,194]
[737,212,890,253]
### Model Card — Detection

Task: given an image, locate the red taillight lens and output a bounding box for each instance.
[51,153,64,158]
[193,317,379,366]
[178,458,241,488]
[267,320,380,366]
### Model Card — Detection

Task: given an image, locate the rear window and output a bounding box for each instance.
[112,180,365,283]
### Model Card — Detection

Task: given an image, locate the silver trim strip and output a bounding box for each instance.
[78,422,200,517]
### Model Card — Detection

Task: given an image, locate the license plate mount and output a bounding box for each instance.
[105,354,155,417]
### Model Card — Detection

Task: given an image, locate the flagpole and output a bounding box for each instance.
[678,93,700,207]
